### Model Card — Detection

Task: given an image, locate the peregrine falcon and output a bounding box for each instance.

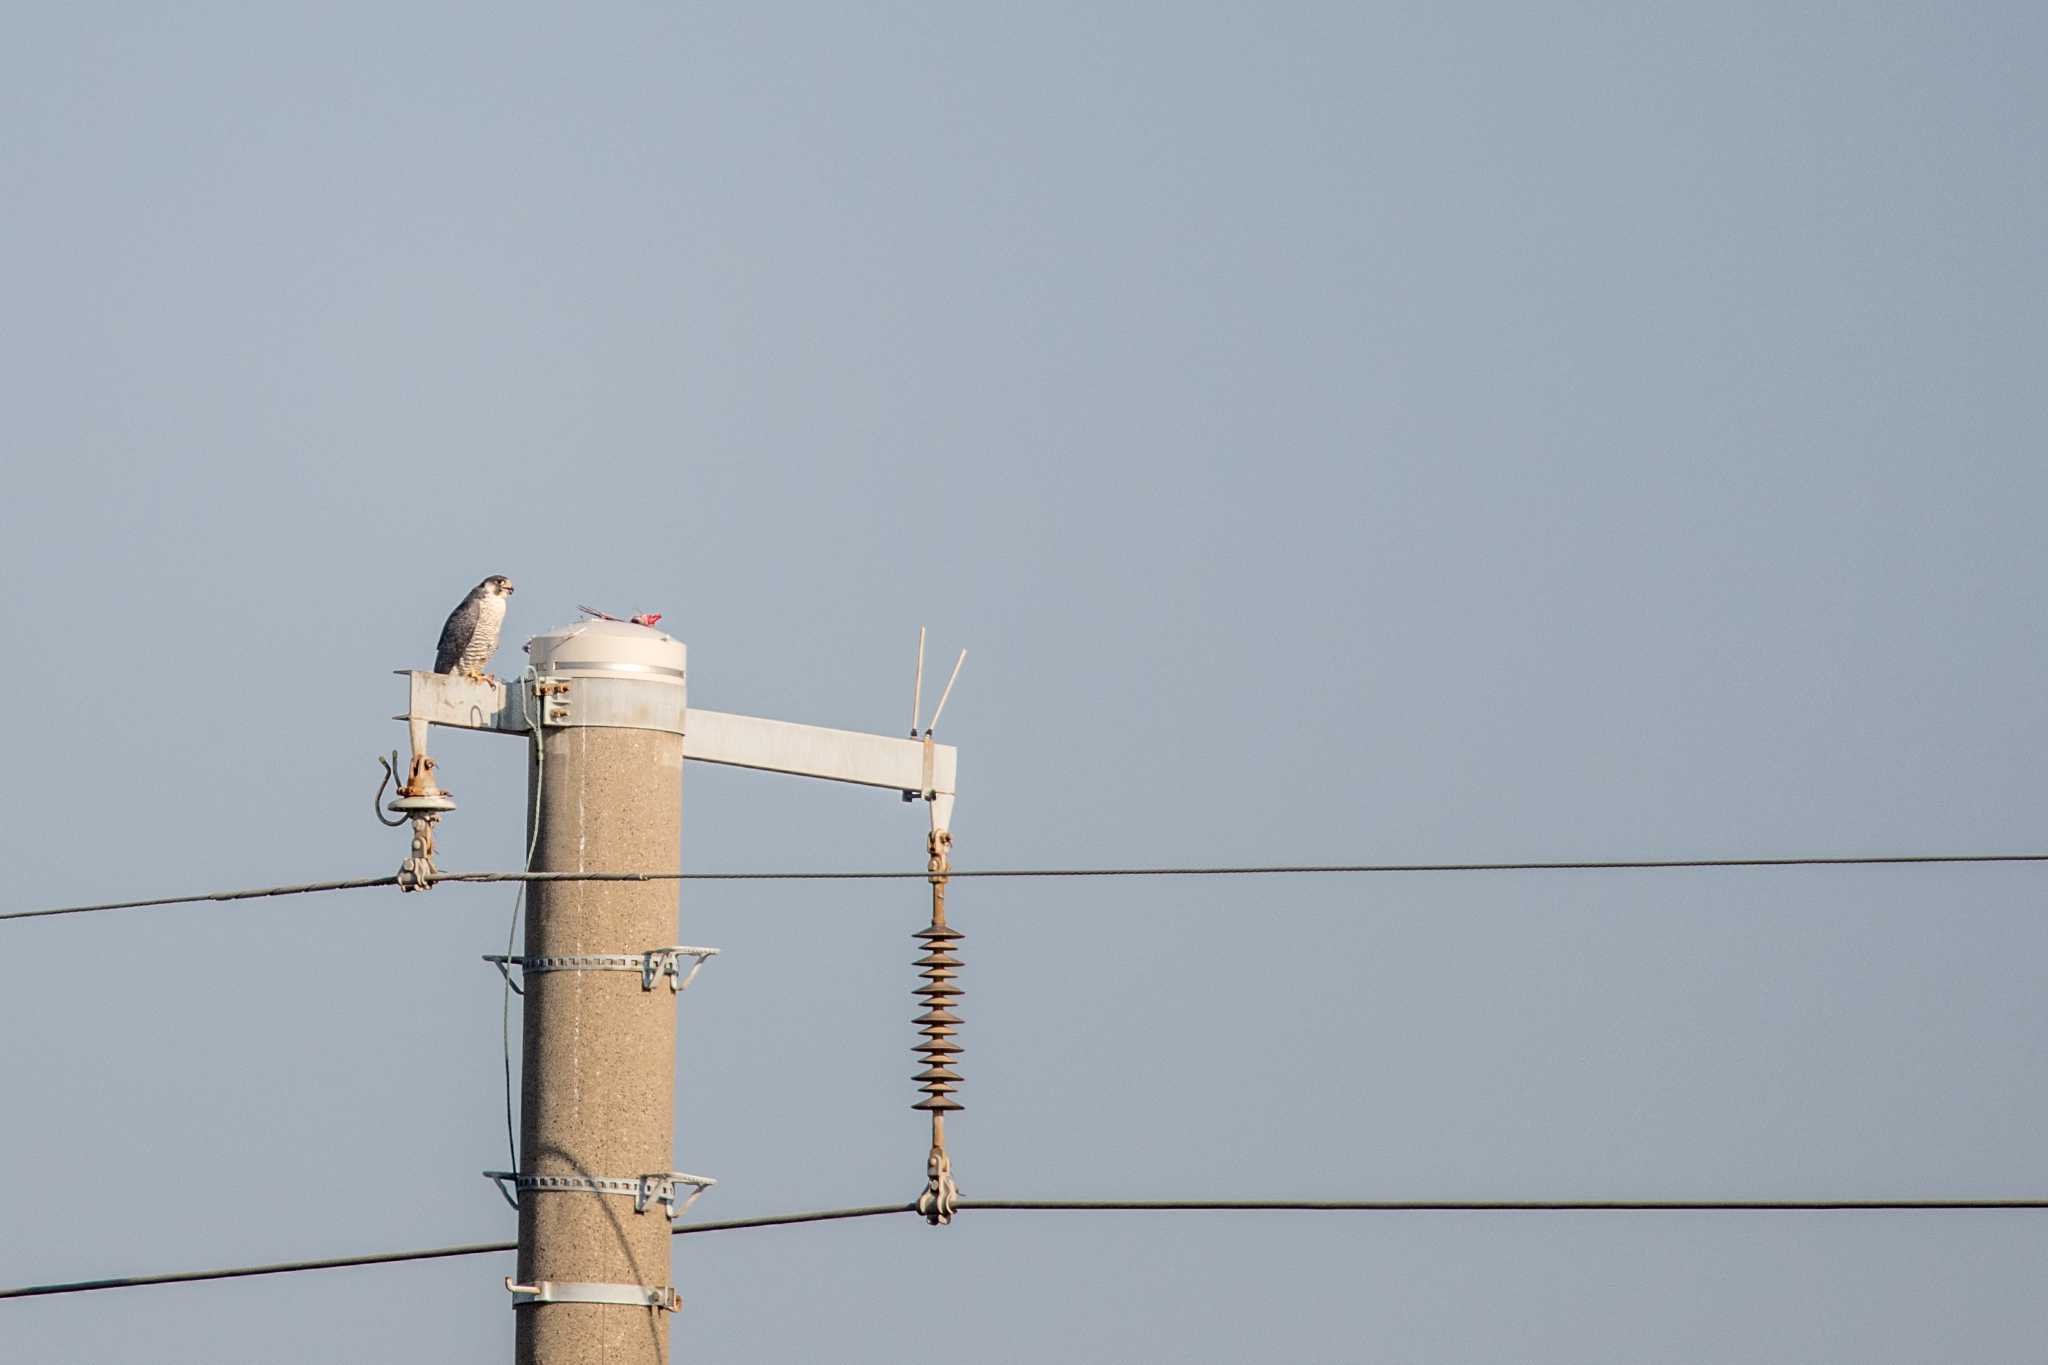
[434,575,515,681]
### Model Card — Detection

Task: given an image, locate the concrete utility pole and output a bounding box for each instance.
[516,626,688,1363]
[396,618,961,1364]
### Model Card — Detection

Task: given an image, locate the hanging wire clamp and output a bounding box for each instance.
[504,1279,681,1312]
[394,813,444,891]
[482,1170,717,1219]
[917,1144,960,1225]
[480,946,720,992]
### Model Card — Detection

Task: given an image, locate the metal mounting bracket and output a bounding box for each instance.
[504,1278,682,1312]
[481,946,720,992]
[483,1170,717,1218]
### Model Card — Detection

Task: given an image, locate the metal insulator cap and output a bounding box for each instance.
[388,793,459,815]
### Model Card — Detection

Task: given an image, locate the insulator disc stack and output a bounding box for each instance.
[912,924,963,1112]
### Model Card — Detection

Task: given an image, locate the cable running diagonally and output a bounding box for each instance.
[10,852,2048,923]
[2,876,401,921]
[7,1198,2048,1299]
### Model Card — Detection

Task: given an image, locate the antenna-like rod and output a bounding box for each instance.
[926,649,967,735]
[910,626,927,737]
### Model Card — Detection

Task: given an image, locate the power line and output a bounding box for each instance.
[8,1198,2047,1301]
[947,1198,2048,1212]
[448,852,2048,881]
[0,1237,513,1299]
[1,875,400,922]
[10,852,2048,923]
[679,1203,916,1234]
[0,1207,918,1300]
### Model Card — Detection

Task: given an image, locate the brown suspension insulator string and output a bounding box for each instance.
[913,827,961,1225]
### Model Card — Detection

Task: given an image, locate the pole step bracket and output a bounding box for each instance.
[482,946,720,992]
[483,1170,717,1218]
[504,1278,681,1312]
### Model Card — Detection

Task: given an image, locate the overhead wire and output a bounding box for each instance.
[944,1198,2048,1213]
[444,853,2048,882]
[10,852,2048,923]
[1,875,401,921]
[8,1197,2048,1300]
[13,738,2045,1300]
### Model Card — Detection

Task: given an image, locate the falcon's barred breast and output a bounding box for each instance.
[435,575,516,680]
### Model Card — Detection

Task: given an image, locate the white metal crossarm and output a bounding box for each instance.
[398,671,957,830]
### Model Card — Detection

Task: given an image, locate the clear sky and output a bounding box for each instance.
[3,4,2046,1361]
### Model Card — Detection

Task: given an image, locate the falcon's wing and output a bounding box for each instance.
[434,598,478,673]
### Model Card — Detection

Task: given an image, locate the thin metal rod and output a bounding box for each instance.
[910,626,926,735]
[10,1198,2048,1301]
[925,649,966,734]
[12,852,2048,922]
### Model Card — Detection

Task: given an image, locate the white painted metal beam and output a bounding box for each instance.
[683,708,955,796]
[401,671,527,735]
[397,672,957,796]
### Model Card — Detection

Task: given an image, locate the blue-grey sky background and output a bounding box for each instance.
[4,3,2046,1360]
